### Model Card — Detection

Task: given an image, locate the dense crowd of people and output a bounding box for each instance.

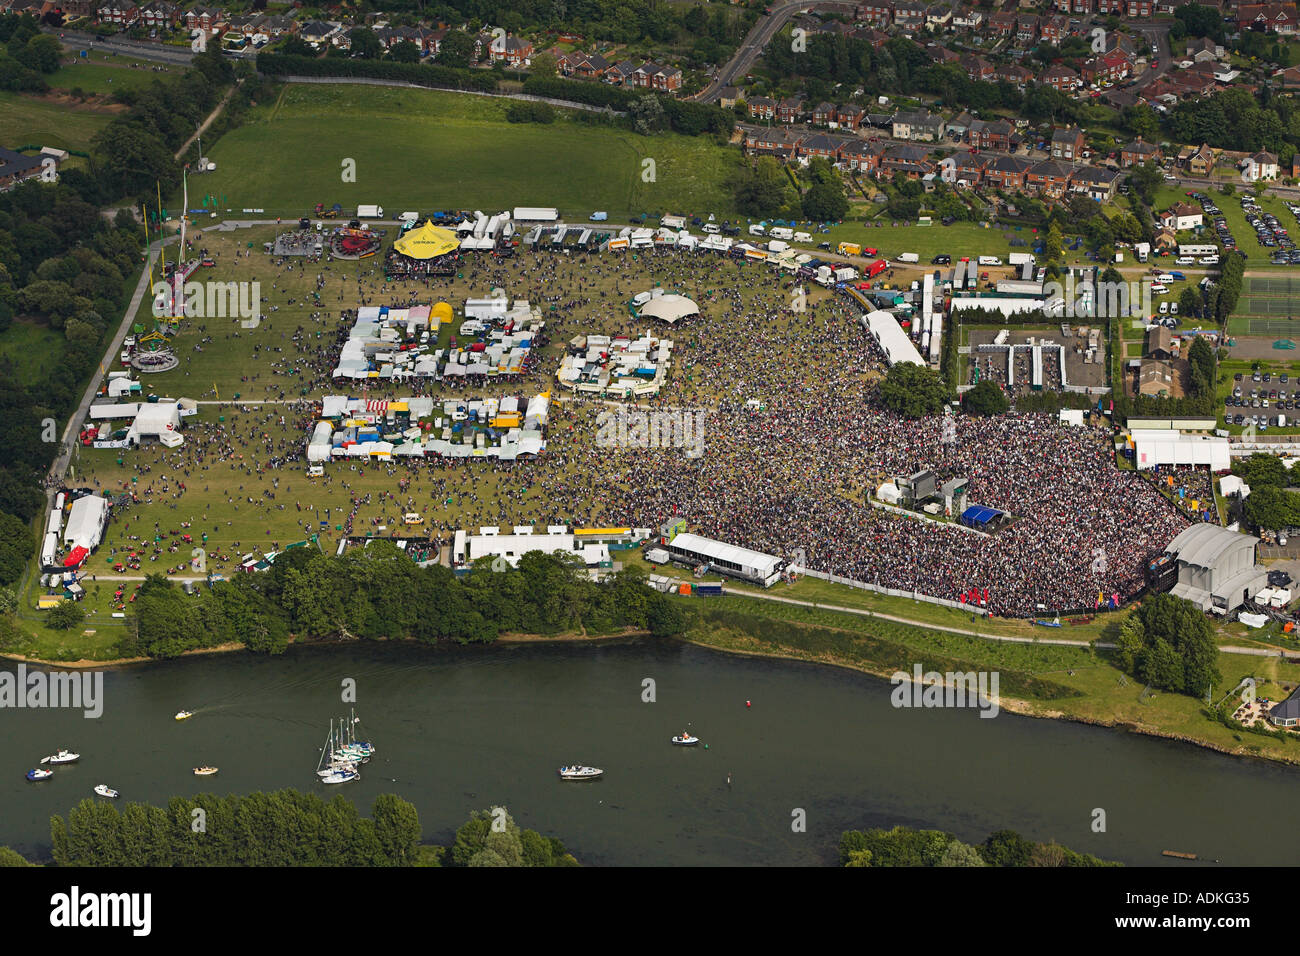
[80,240,1200,616]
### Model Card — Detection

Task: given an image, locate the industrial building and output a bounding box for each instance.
[1164,524,1267,615]
[860,310,925,367]
[453,526,612,571]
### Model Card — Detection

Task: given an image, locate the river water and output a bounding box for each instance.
[3,639,1297,865]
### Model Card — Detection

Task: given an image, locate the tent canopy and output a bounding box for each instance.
[393,222,460,260]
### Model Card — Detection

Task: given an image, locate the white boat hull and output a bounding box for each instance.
[558,767,603,780]
[94,786,119,798]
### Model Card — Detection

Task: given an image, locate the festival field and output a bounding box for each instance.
[196,84,741,223]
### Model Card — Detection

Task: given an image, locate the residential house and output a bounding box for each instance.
[742,126,804,162]
[1186,143,1215,176]
[989,11,1017,36]
[1138,360,1176,398]
[747,96,777,121]
[96,0,138,26]
[837,104,865,130]
[880,144,935,179]
[961,54,995,83]
[855,1,892,26]
[0,146,44,189]
[1237,3,1300,34]
[1146,327,1177,360]
[717,86,741,109]
[950,150,988,188]
[1186,37,1224,61]
[1095,0,1122,13]
[632,62,682,92]
[139,0,177,30]
[994,63,1034,88]
[946,111,975,140]
[1082,50,1131,85]
[1243,150,1280,181]
[841,138,884,173]
[812,101,837,126]
[1043,63,1080,92]
[984,154,1035,190]
[798,133,848,163]
[1124,0,1154,17]
[1161,202,1203,231]
[559,50,611,79]
[777,95,805,124]
[1026,159,1074,198]
[1015,14,1039,43]
[891,110,945,142]
[299,20,338,46]
[605,60,639,85]
[967,118,1014,151]
[487,35,533,67]
[953,6,985,30]
[1049,127,1085,161]
[894,1,927,28]
[925,4,952,29]
[1039,14,1069,43]
[1068,164,1121,202]
[1120,137,1162,168]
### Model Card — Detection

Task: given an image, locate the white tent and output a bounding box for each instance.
[63,495,108,550]
[129,402,182,445]
[877,482,901,505]
[1219,474,1249,498]
[1131,429,1229,471]
[638,294,699,325]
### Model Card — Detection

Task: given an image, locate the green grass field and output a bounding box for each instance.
[0,320,65,389]
[0,91,114,153]
[197,84,742,222]
[45,57,180,96]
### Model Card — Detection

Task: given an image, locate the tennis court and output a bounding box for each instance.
[1245,299,1299,315]
[1248,318,1300,334]
[1247,276,1300,295]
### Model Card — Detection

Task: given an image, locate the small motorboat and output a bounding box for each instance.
[93,784,119,798]
[174,710,193,721]
[26,768,53,781]
[42,749,80,765]
[558,765,603,781]
[672,734,700,746]
[193,766,218,776]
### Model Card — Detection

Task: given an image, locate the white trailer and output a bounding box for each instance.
[356,205,384,219]
[513,207,559,222]
[661,215,687,229]
[1008,252,1035,267]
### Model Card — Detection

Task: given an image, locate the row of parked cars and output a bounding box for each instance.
[1241,194,1296,257]
[1189,192,1238,254]
[1229,371,1297,428]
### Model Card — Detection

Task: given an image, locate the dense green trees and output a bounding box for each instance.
[1112,593,1221,698]
[50,790,422,866]
[878,362,950,418]
[445,808,577,867]
[962,380,1009,417]
[132,546,689,658]
[840,825,1117,867]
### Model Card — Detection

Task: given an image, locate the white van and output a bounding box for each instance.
[897,252,920,263]
[1155,273,1174,283]
[977,255,1002,266]
[703,223,720,234]
[748,223,766,236]
[769,227,794,240]
[1199,255,1219,265]
[631,291,654,308]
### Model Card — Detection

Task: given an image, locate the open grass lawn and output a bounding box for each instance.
[197,84,742,222]
[45,58,180,96]
[0,91,114,153]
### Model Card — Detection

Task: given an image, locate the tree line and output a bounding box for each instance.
[840,825,1120,867]
[1111,592,1221,699]
[127,541,688,659]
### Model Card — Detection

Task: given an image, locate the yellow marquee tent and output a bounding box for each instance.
[393,221,460,260]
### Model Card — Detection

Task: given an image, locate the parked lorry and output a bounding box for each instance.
[866,259,889,279]
[837,242,862,256]
[1008,252,1035,267]
[661,215,687,229]
[977,255,1002,266]
[356,204,384,219]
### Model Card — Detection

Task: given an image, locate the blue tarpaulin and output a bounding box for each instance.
[960,506,1003,528]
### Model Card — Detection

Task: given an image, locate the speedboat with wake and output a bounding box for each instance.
[558,765,603,780]
[93,784,119,798]
[26,768,53,781]
[174,710,193,721]
[41,749,80,764]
